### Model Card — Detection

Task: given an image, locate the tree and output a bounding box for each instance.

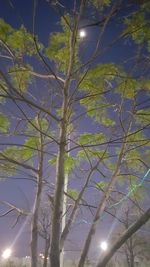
[112,204,150,267]
[96,206,150,267]
[0,1,150,267]
[38,204,51,267]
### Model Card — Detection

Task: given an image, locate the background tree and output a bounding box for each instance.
[38,203,51,267]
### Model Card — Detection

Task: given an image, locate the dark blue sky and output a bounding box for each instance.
[0,0,150,260]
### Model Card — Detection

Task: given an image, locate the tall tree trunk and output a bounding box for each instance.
[49,3,85,266]
[129,237,135,267]
[31,180,42,267]
[96,207,150,267]
[49,127,66,267]
[43,237,50,267]
[31,117,43,267]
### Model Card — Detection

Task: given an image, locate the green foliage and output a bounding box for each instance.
[7,25,35,56]
[80,64,118,93]
[3,145,32,161]
[0,113,9,133]
[127,131,147,146]
[0,79,8,103]
[64,155,75,174]
[78,132,105,145]
[123,3,150,52]
[23,136,39,156]
[46,16,79,72]
[0,18,13,41]
[95,181,107,190]
[49,154,76,174]
[27,117,49,133]
[89,0,111,9]
[0,161,16,177]
[79,64,118,125]
[67,188,78,200]
[8,64,32,92]
[116,78,137,99]
[80,96,112,126]
[77,133,108,163]
[0,19,42,57]
[77,149,107,163]
[135,109,150,125]
[123,149,143,171]
[48,156,57,166]
[140,79,150,91]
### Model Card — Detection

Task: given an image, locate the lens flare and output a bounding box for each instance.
[2,248,12,259]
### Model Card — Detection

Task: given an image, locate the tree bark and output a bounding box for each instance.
[31,117,44,267]
[49,129,66,267]
[49,3,87,266]
[43,237,50,267]
[31,173,43,267]
[96,207,150,267]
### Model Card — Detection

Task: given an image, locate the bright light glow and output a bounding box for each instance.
[100,241,108,251]
[79,30,86,38]
[2,248,12,259]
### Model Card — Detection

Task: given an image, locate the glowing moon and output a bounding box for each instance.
[79,30,86,38]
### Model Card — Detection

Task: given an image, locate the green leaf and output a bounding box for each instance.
[95,181,107,190]
[3,146,32,161]
[27,117,49,133]
[7,25,35,56]
[0,19,13,41]
[0,161,16,177]
[135,109,150,125]
[116,78,137,99]
[64,155,75,174]
[141,79,150,91]
[79,64,118,93]
[8,64,32,92]
[48,154,76,175]
[0,113,9,133]
[89,0,111,9]
[46,16,79,72]
[123,149,144,171]
[48,156,57,166]
[23,136,39,157]
[78,132,105,145]
[77,149,107,162]
[123,4,150,52]
[67,189,78,200]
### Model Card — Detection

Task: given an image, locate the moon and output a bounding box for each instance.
[79,30,86,38]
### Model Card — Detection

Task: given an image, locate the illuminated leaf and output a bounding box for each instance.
[0,113,9,133]
[116,78,137,99]
[67,189,78,200]
[95,181,107,190]
[8,64,32,92]
[78,133,105,145]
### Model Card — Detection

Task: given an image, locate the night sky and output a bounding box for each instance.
[0,0,150,262]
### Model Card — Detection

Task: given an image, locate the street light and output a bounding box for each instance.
[2,248,12,259]
[100,241,108,251]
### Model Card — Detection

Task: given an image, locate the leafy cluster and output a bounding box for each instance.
[124,2,150,52]
[0,19,37,57]
[46,16,79,72]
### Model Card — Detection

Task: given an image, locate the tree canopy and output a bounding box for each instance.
[0,1,150,267]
